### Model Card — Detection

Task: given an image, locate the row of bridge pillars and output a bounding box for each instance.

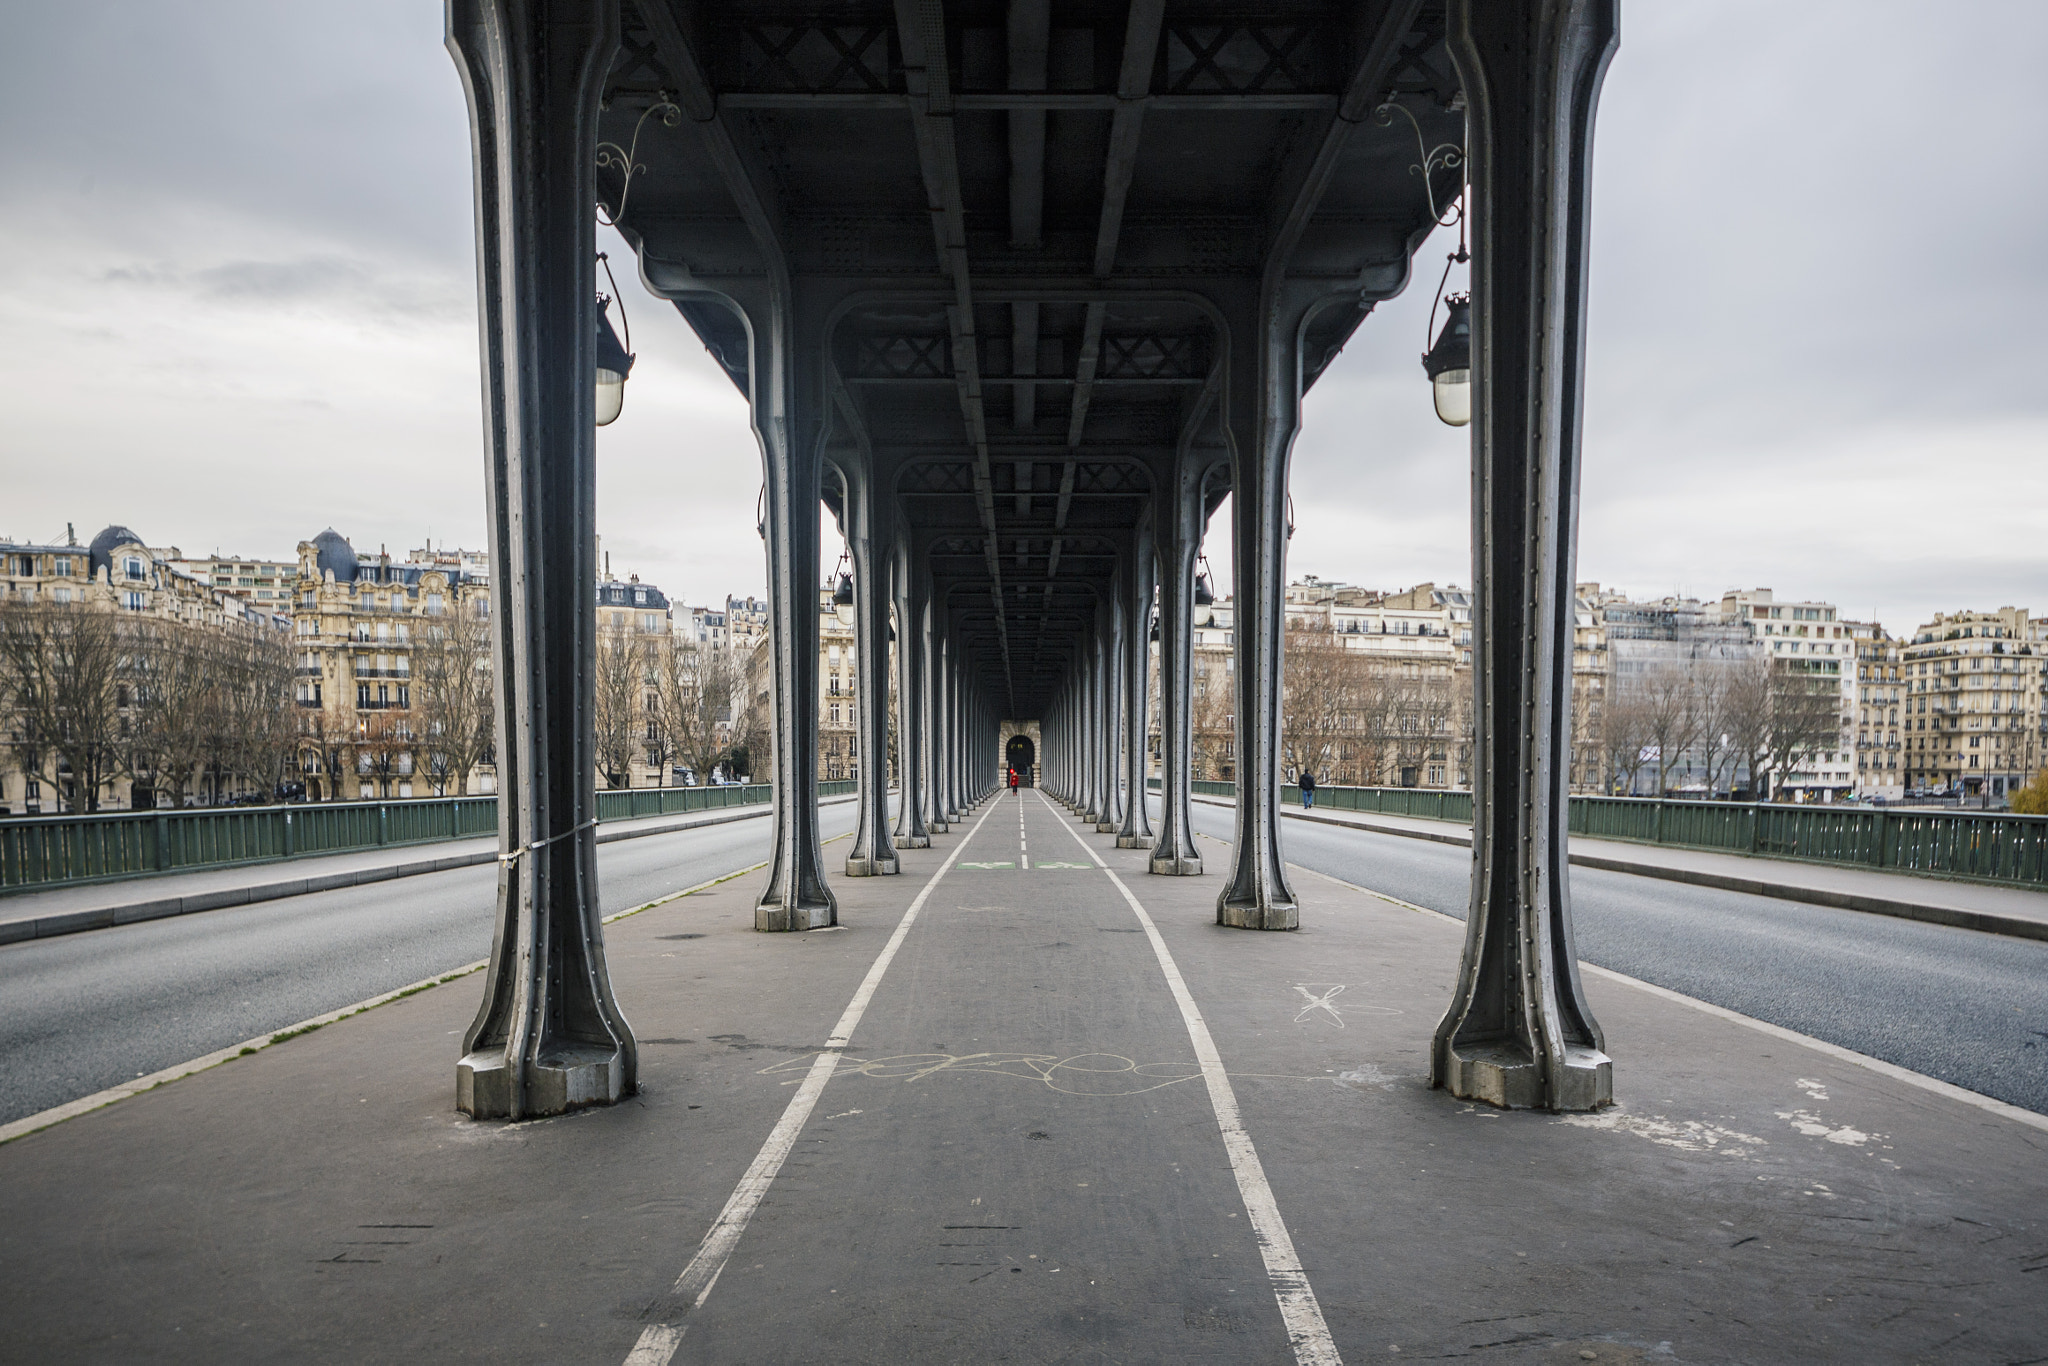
[445,0,1618,1120]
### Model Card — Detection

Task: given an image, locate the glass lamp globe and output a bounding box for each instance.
[594,305,635,427]
[1431,367,1471,426]
[1421,295,1472,428]
[595,369,627,426]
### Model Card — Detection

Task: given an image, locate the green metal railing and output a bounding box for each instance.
[1,779,861,894]
[1164,779,2048,890]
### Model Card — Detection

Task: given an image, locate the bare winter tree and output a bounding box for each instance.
[593,622,646,788]
[122,617,223,809]
[1764,662,1844,799]
[1601,678,1657,796]
[225,623,297,801]
[412,604,494,795]
[0,600,127,812]
[1280,621,1355,784]
[660,638,746,784]
[1190,656,1234,781]
[1689,654,1743,798]
[1637,664,1702,795]
[1720,651,1776,799]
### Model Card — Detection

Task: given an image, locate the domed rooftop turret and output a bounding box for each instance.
[311,528,358,581]
[87,525,144,580]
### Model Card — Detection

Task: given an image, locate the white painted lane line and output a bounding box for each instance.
[1018,789,1030,869]
[1034,790,1342,1366]
[1293,862,2048,1136]
[625,801,1006,1364]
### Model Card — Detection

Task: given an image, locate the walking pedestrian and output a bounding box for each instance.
[1300,770,1317,809]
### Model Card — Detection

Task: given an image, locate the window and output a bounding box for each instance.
[54,556,71,576]
[123,591,145,610]
[357,683,371,707]
[125,557,144,580]
[396,684,409,708]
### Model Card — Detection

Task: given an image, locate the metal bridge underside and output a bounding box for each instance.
[446,0,1620,1121]
[608,0,1462,719]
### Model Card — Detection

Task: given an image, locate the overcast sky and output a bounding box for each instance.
[2,2,2043,636]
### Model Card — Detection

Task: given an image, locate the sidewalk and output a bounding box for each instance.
[1203,796,2048,940]
[0,795,856,946]
[1,791,2041,1363]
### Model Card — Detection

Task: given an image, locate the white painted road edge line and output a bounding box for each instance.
[1294,861,2048,1137]
[1039,791,1342,1366]
[0,852,793,1149]
[626,801,1005,1365]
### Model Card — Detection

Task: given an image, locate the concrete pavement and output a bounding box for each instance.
[2,788,2043,1363]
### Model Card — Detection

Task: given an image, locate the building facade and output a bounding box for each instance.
[1718,588,1854,798]
[1900,607,2045,802]
[1849,623,1905,800]
[289,528,496,801]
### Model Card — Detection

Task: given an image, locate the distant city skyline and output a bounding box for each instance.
[3,2,2043,652]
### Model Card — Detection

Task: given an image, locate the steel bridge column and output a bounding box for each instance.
[1150,459,1206,874]
[753,326,836,930]
[1080,626,1102,823]
[923,604,947,833]
[1431,0,1618,1113]
[1117,520,1157,849]
[891,535,930,849]
[1097,587,1126,834]
[447,0,635,1119]
[842,464,898,877]
[1215,291,1303,930]
[940,632,961,822]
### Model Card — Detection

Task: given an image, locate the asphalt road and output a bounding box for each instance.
[1170,798,2048,1115]
[0,806,857,1127]
[7,793,2045,1130]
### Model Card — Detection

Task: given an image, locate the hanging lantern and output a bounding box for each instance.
[1421,294,1471,427]
[595,299,635,426]
[830,549,854,606]
[1194,554,1216,607]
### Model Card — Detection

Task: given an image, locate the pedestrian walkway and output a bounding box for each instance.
[2,787,2041,1363]
[1209,796,2048,940]
[0,796,857,945]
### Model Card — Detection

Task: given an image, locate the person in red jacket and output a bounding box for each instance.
[1009,767,1020,790]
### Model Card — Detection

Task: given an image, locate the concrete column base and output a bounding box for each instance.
[1435,1040,1612,1113]
[896,835,931,849]
[1115,834,1151,849]
[928,821,949,834]
[755,902,837,932]
[843,855,900,877]
[1216,898,1298,930]
[1095,821,1118,834]
[457,1043,626,1120]
[1149,853,1203,875]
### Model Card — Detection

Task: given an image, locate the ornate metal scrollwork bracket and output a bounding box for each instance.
[597,94,681,225]
[1373,100,1464,227]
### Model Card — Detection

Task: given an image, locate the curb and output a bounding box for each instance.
[1188,796,2048,944]
[0,795,860,947]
